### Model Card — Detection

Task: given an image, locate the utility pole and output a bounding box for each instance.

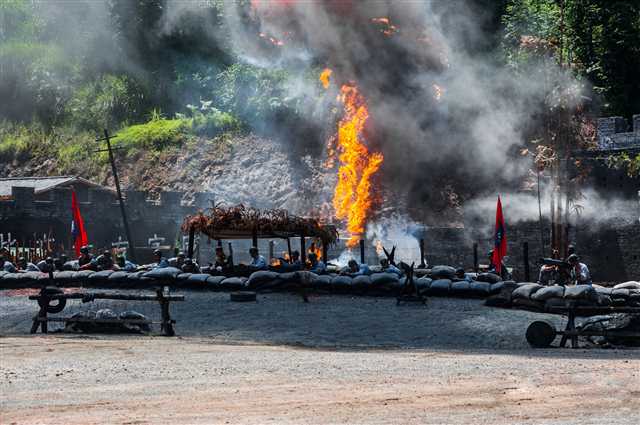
[95,129,136,262]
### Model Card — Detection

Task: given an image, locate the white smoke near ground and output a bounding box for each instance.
[366,214,424,264]
[464,188,640,230]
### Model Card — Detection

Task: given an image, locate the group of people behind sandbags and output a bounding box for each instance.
[538,244,592,286]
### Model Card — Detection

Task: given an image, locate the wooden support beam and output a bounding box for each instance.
[300,233,306,264]
[359,239,365,264]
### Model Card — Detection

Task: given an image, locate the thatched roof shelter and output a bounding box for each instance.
[182,204,338,245]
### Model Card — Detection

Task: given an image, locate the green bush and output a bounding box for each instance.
[114,112,190,153]
[66,75,148,131]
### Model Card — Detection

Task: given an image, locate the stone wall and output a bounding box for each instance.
[0,186,213,260]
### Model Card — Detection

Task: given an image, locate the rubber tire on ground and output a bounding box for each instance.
[230,291,257,302]
[38,287,67,313]
[526,320,556,348]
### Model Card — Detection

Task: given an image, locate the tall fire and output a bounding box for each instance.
[321,72,384,248]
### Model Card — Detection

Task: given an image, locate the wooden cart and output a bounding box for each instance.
[526,305,640,348]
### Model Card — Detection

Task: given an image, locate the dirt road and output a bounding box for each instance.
[1,336,639,424]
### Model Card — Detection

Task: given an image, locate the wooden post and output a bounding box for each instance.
[252,227,258,248]
[359,239,365,264]
[322,239,328,262]
[157,287,175,336]
[523,241,530,282]
[300,233,306,264]
[187,225,195,258]
[473,243,478,272]
[286,238,292,262]
[227,242,234,266]
[419,238,426,268]
[268,240,274,262]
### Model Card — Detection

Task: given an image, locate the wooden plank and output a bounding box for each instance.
[29,293,185,302]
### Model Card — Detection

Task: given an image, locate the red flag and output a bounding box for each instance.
[491,196,507,275]
[71,191,88,257]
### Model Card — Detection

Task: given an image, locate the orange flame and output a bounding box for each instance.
[332,83,384,248]
[319,68,332,89]
[308,240,323,260]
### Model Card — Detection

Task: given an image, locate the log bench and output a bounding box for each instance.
[28,286,185,336]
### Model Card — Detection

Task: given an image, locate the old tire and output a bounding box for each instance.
[38,287,67,314]
[526,321,556,348]
[230,291,257,302]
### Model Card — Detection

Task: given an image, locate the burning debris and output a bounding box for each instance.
[182,203,338,244]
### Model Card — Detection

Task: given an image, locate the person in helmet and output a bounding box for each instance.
[36,257,55,273]
[93,251,116,271]
[181,258,200,273]
[16,257,40,272]
[78,245,93,267]
[152,249,169,269]
[567,254,592,286]
[115,254,138,272]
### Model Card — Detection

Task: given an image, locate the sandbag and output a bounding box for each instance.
[176,273,192,282]
[564,285,596,301]
[331,275,353,292]
[429,279,451,296]
[614,281,640,290]
[206,275,226,288]
[531,285,565,301]
[370,273,399,286]
[76,270,95,280]
[126,271,146,282]
[187,274,212,288]
[430,265,456,279]
[108,271,130,284]
[63,260,79,271]
[312,274,332,288]
[352,275,371,287]
[489,281,506,294]
[220,277,247,290]
[88,270,115,283]
[512,297,544,312]
[611,288,630,299]
[414,277,432,291]
[595,287,613,296]
[0,271,8,279]
[596,293,613,306]
[469,281,492,297]
[485,294,511,308]
[511,283,543,300]
[450,281,471,297]
[248,271,280,286]
[54,271,80,284]
[476,273,502,283]
[142,267,181,280]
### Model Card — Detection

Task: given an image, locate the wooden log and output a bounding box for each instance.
[29,293,185,302]
[300,233,306,264]
[359,239,365,264]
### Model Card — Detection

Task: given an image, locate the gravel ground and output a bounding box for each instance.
[1,289,639,424]
[0,289,570,349]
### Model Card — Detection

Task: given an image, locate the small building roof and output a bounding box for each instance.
[0,176,112,197]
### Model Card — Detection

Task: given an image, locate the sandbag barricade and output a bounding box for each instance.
[1,266,639,309]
